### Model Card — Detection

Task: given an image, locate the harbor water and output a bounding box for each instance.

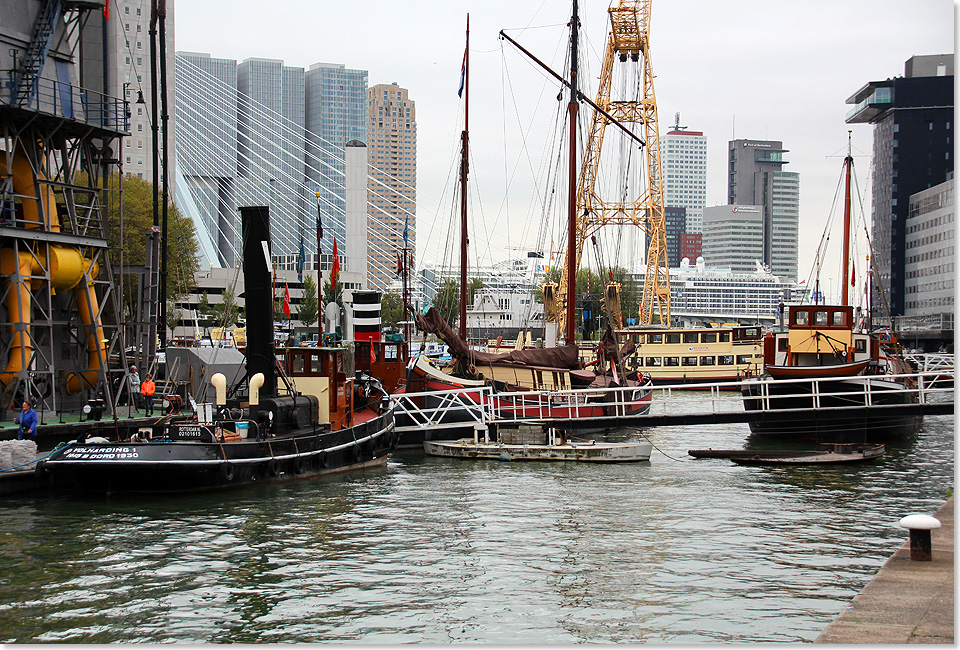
[0,392,953,643]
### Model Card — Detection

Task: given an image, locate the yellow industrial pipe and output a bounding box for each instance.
[0,146,60,233]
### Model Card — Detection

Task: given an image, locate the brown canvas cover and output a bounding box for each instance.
[411,307,581,370]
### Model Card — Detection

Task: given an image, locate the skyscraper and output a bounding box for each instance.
[305,62,369,250]
[727,139,799,280]
[845,54,954,316]
[702,205,764,273]
[660,120,707,232]
[367,82,417,292]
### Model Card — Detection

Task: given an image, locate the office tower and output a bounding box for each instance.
[904,178,954,317]
[652,206,686,268]
[95,0,176,185]
[660,120,707,232]
[305,62,369,251]
[702,205,764,273]
[846,54,954,316]
[727,139,799,280]
[237,58,305,256]
[367,82,417,292]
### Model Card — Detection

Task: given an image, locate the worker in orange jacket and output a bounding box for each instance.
[141,373,156,416]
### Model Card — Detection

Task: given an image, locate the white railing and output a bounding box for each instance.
[392,386,495,433]
[904,353,954,374]
[392,370,954,430]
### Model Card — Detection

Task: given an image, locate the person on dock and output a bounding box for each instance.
[128,365,141,408]
[16,400,37,441]
[141,374,156,416]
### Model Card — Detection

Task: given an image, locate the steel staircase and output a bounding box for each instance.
[15,0,63,106]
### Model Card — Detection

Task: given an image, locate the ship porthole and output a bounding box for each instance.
[220,462,235,482]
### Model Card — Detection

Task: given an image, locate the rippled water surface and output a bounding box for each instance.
[0,393,953,643]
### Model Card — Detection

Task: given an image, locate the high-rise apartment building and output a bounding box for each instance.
[660,123,707,232]
[367,82,417,292]
[305,62,369,249]
[846,54,954,317]
[904,178,954,318]
[727,139,799,280]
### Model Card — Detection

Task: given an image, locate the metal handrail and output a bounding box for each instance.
[1,70,128,133]
[392,370,954,430]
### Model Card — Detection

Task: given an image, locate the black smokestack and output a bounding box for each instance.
[241,206,275,397]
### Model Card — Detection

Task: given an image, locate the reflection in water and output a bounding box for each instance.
[0,404,952,643]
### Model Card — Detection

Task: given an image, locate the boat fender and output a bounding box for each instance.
[317,452,327,469]
[34,459,46,480]
[265,459,280,477]
[292,457,305,474]
[220,462,235,482]
[353,444,363,463]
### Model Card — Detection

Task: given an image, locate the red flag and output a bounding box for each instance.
[370,345,377,363]
[331,238,340,292]
[851,259,856,286]
[282,283,291,318]
[103,3,109,19]
[396,251,403,276]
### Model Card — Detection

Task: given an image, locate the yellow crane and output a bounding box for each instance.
[550,0,670,333]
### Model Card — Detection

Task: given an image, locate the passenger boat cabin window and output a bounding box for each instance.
[719,332,730,342]
[682,356,697,366]
[814,311,828,326]
[666,333,681,344]
[778,338,788,351]
[832,311,847,327]
[649,334,663,344]
[385,343,399,360]
[701,332,717,343]
[794,310,809,326]
[683,332,698,343]
[700,356,716,365]
[664,356,679,366]
[855,339,867,353]
[736,355,753,365]
[645,357,661,367]
[719,355,734,365]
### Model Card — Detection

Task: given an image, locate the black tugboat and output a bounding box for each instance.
[42,207,397,493]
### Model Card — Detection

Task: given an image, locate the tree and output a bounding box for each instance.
[298,275,319,328]
[102,173,201,320]
[381,292,403,330]
[467,278,484,306]
[197,284,241,333]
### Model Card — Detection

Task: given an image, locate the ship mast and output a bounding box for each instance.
[458,15,470,340]
[564,0,580,344]
[841,130,853,306]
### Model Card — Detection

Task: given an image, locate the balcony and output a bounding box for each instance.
[845,84,892,124]
[1,70,129,136]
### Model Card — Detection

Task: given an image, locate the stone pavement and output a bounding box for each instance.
[815,496,954,644]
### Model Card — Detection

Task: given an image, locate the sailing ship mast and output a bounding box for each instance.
[564,0,580,344]
[459,15,470,340]
[841,131,853,306]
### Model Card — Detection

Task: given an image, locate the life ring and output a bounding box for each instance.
[220,462,235,482]
[265,459,280,477]
[292,457,305,474]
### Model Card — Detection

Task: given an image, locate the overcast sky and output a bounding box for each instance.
[174,0,954,291]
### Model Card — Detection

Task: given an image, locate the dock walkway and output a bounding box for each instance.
[815,497,954,644]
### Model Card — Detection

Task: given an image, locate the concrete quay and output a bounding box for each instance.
[816,497,954,644]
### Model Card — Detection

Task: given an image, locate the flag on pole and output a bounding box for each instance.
[396,251,403,277]
[315,191,323,239]
[283,284,291,318]
[851,260,856,286]
[296,234,305,282]
[458,48,467,97]
[331,237,340,292]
